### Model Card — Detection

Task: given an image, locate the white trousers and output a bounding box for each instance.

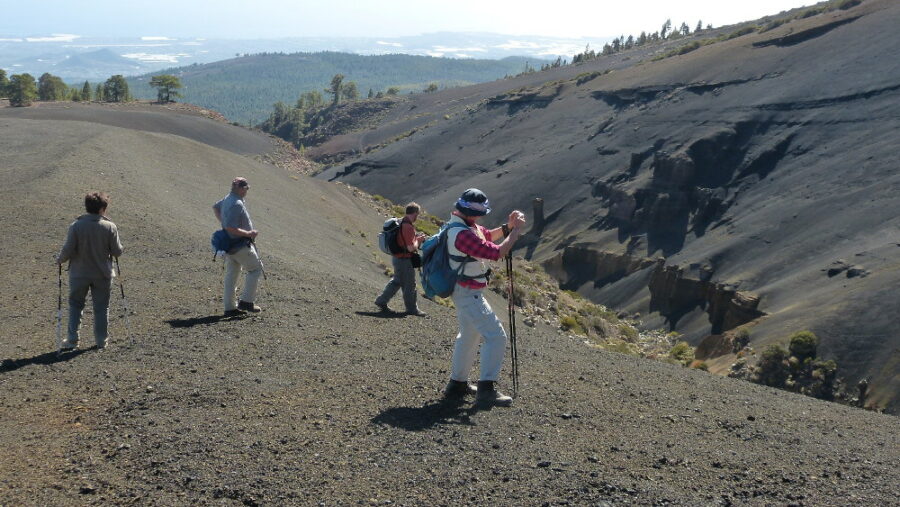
[223,245,262,311]
[450,285,508,382]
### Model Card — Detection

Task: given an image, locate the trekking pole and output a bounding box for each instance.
[56,263,63,355]
[506,254,520,397]
[114,257,132,345]
[250,238,267,281]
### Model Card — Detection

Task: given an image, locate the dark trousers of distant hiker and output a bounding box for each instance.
[375,257,418,312]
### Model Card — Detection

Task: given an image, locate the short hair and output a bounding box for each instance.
[231,177,249,190]
[84,192,109,214]
[405,202,421,215]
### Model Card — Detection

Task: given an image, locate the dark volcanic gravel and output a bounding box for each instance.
[0,113,897,505]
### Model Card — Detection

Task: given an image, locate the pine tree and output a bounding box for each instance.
[680,22,690,36]
[95,84,104,101]
[343,81,359,100]
[81,81,92,101]
[423,82,438,93]
[367,88,374,99]
[661,19,672,38]
[0,69,9,98]
[149,74,182,103]
[325,74,344,106]
[9,73,38,106]
[103,75,129,102]
[696,20,703,33]
[38,72,68,101]
[386,86,400,96]
[638,31,648,45]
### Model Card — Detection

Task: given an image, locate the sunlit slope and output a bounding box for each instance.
[320,0,900,412]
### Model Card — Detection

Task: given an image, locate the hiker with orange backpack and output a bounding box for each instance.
[375,202,428,316]
[436,189,525,406]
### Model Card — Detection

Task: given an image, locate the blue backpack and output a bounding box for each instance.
[211,229,249,260]
[419,222,474,299]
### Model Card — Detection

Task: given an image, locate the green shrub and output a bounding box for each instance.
[807,359,838,399]
[734,329,751,352]
[691,361,709,371]
[759,18,790,33]
[560,315,585,335]
[562,290,583,301]
[676,41,701,55]
[669,341,695,366]
[725,26,757,40]
[755,344,789,387]
[796,7,826,19]
[788,331,818,362]
[837,0,862,10]
[618,323,638,342]
[602,340,640,356]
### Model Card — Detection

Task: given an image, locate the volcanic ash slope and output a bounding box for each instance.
[0,111,897,504]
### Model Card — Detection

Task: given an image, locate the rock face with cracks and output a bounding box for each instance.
[319,0,900,413]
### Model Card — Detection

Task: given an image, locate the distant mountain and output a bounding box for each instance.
[127,52,547,122]
[0,32,606,81]
[52,49,143,77]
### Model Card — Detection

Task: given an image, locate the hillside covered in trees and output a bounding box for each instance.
[127,52,543,122]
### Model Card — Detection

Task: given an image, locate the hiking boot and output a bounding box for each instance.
[224,308,245,317]
[59,341,78,352]
[443,380,477,398]
[375,302,391,313]
[237,300,261,313]
[476,381,513,406]
[407,309,427,317]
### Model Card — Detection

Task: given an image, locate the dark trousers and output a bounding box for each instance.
[375,256,418,312]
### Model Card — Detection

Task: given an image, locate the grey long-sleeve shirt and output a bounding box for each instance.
[57,214,124,279]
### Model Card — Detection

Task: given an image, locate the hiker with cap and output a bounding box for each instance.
[56,191,124,350]
[213,177,263,315]
[443,188,525,406]
[375,202,428,316]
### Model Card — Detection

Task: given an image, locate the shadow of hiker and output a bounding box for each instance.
[355,310,408,319]
[372,398,481,431]
[165,314,248,328]
[1,348,90,374]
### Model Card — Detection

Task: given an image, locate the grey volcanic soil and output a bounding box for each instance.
[319,0,900,413]
[0,111,898,505]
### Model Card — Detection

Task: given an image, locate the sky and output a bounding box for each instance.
[0,0,818,39]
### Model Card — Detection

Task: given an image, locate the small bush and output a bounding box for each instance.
[788,331,818,362]
[602,340,640,356]
[724,26,757,40]
[837,0,862,10]
[759,18,790,33]
[796,7,826,19]
[690,360,709,371]
[734,329,751,352]
[807,359,838,399]
[560,315,585,335]
[669,341,695,366]
[433,296,454,309]
[618,323,638,342]
[755,344,789,387]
